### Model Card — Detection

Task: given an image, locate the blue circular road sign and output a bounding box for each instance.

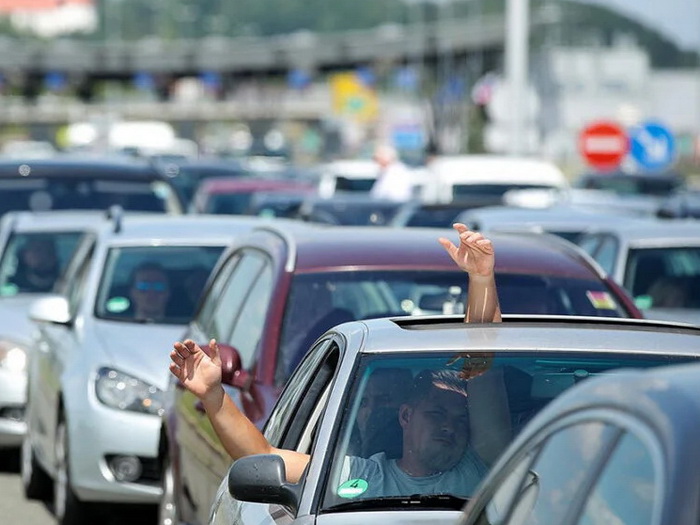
[629,121,676,171]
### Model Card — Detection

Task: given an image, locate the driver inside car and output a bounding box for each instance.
[168,225,502,489]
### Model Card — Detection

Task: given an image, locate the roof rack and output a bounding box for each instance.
[106,205,123,233]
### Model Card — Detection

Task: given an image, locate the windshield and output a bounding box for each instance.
[276,271,627,381]
[0,178,178,215]
[94,245,224,324]
[0,231,84,295]
[452,184,555,199]
[624,246,700,309]
[322,350,699,509]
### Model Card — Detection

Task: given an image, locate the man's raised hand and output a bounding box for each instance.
[169,338,222,401]
[438,223,495,278]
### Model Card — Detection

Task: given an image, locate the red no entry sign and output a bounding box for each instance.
[578,121,629,170]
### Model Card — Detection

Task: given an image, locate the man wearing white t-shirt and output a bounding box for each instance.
[369,144,416,202]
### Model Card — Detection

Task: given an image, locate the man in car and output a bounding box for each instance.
[168,224,501,487]
[10,236,60,292]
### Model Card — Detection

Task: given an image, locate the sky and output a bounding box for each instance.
[581,0,700,51]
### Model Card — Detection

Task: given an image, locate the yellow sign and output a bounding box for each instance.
[330,72,379,122]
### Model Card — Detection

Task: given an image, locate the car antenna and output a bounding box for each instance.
[106,205,123,233]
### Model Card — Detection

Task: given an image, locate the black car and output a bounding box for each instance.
[458,357,700,525]
[0,156,183,216]
[574,170,686,197]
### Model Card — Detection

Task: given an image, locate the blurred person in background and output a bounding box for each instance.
[369,143,417,202]
[129,261,171,322]
[10,237,60,293]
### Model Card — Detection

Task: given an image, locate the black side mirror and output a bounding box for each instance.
[227,454,301,512]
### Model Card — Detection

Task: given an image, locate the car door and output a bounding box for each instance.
[176,249,272,525]
[28,240,94,469]
[464,416,661,525]
[210,338,341,525]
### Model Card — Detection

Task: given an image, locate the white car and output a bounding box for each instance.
[21,212,263,525]
[422,155,569,205]
[0,210,112,451]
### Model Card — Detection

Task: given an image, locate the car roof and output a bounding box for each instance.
[196,176,314,193]
[459,205,647,229]
[582,217,700,245]
[243,223,606,278]
[0,210,119,232]
[0,157,167,180]
[339,315,700,356]
[429,155,568,187]
[95,214,267,245]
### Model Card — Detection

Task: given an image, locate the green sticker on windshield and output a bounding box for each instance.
[106,296,130,313]
[0,283,18,296]
[337,478,368,498]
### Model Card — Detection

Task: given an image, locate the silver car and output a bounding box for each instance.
[208,314,700,525]
[0,210,112,450]
[576,218,700,324]
[21,212,263,525]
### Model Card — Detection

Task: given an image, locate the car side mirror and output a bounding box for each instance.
[227,454,300,512]
[28,295,71,325]
[217,343,252,390]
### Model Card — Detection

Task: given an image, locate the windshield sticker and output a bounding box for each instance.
[586,291,616,310]
[337,478,368,498]
[106,296,130,313]
[0,283,18,296]
[634,295,653,310]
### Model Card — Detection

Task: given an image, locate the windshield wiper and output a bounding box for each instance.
[325,493,467,512]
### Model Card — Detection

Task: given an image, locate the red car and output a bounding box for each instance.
[188,176,315,215]
[158,222,641,525]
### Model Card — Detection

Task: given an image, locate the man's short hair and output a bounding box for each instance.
[129,261,168,286]
[406,369,470,406]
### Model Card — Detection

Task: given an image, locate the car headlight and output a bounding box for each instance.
[95,367,165,416]
[0,340,27,374]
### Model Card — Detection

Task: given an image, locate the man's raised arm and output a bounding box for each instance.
[438,223,502,323]
[169,339,310,483]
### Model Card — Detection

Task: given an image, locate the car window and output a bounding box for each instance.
[322,352,697,509]
[592,235,618,275]
[624,247,700,307]
[264,339,334,447]
[207,251,265,342]
[0,177,178,215]
[0,230,84,296]
[497,422,619,525]
[577,432,657,525]
[94,245,225,324]
[195,253,241,332]
[277,270,630,384]
[228,259,273,369]
[576,235,602,258]
[477,451,538,525]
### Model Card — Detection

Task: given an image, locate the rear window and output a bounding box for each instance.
[0,178,178,215]
[334,177,376,192]
[276,270,627,382]
[452,184,554,199]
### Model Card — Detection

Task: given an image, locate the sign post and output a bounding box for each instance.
[578,121,629,171]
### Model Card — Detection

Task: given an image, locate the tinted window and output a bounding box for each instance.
[624,247,700,308]
[593,236,618,275]
[0,178,176,215]
[208,251,265,343]
[228,261,273,369]
[578,432,656,525]
[0,231,84,295]
[205,193,255,215]
[196,254,240,333]
[502,422,616,525]
[94,245,224,324]
[278,271,629,383]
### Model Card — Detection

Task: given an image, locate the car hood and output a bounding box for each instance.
[0,295,46,345]
[316,511,462,524]
[92,320,186,390]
